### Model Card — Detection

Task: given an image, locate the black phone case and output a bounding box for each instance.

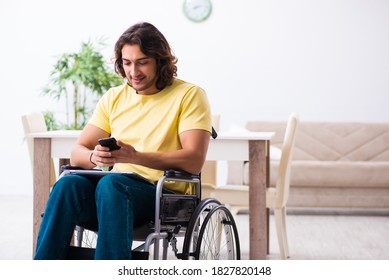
[98,137,121,151]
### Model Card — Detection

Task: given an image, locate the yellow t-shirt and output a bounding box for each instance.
[89,79,212,193]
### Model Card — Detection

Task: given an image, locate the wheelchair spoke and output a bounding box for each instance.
[74,227,97,248]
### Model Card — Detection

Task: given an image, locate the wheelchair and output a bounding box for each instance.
[66,168,241,260]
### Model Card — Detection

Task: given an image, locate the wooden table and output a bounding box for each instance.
[28,130,273,259]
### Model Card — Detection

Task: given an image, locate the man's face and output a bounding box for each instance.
[121,44,159,95]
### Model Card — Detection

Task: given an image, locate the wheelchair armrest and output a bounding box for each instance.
[164,169,200,181]
[60,164,110,173]
[60,165,90,172]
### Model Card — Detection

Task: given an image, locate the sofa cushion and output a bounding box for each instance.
[272,161,389,188]
[229,160,389,189]
[246,121,389,161]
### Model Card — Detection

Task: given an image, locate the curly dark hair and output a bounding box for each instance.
[114,22,178,90]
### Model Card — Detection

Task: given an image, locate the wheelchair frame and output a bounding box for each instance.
[71,169,241,260]
[128,169,241,260]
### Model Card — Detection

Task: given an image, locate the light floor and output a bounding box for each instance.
[1,195,388,260]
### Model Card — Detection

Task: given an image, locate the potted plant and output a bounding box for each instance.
[43,40,122,130]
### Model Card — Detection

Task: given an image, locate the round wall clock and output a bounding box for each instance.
[183,0,212,23]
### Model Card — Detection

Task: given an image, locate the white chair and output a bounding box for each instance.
[207,113,299,259]
[22,112,57,188]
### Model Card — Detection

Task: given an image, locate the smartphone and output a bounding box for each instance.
[98,137,121,151]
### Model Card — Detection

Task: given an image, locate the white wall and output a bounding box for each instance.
[1,0,388,195]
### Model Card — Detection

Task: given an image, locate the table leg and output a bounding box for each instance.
[266,142,270,254]
[33,138,51,256]
[248,140,268,259]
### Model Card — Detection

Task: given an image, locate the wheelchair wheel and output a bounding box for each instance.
[195,205,240,260]
[182,198,236,260]
[73,226,97,248]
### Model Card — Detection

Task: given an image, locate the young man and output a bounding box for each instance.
[34,22,212,259]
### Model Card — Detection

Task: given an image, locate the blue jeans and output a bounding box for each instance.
[34,173,161,260]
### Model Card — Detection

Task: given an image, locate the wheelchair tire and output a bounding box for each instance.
[195,205,240,260]
[181,198,221,260]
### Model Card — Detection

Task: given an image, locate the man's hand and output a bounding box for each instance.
[111,140,138,164]
[90,144,116,167]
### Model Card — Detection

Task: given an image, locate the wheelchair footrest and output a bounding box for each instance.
[66,246,95,260]
[132,251,149,260]
[66,246,149,260]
